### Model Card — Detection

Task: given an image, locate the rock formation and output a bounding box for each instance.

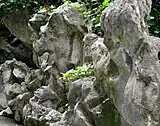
[98,0,160,125]
[0,0,159,126]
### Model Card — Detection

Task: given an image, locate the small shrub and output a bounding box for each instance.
[64,0,110,34]
[59,64,93,91]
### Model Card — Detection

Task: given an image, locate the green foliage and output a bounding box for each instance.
[65,0,110,33]
[147,0,160,37]
[60,64,93,82]
[60,64,93,92]
[0,0,42,18]
[99,0,109,11]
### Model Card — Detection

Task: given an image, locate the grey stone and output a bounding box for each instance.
[30,4,87,72]
[22,6,88,126]
[2,1,158,125]
[62,77,104,126]
[0,107,13,117]
[83,33,102,64]
[0,116,22,126]
[23,85,63,125]
[5,83,27,99]
[24,69,45,91]
[3,11,32,44]
[0,93,7,110]
[95,0,160,125]
[8,92,33,122]
[0,59,31,115]
[23,102,62,126]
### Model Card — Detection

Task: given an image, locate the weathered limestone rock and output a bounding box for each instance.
[0,38,35,67]
[101,0,152,54]
[22,7,88,125]
[28,9,49,36]
[29,4,87,72]
[2,1,158,125]
[0,116,22,126]
[95,0,160,125]
[0,59,32,121]
[0,59,29,108]
[23,98,62,126]
[0,59,46,122]
[83,33,103,64]
[8,92,33,122]
[59,77,120,126]
[0,107,13,118]
[2,11,32,44]
[61,77,98,126]
[24,69,47,91]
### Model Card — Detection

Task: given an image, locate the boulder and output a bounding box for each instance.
[23,6,88,123]
[95,0,160,125]
[0,116,22,126]
[58,77,120,126]
[0,59,39,122]
[29,4,87,72]
[2,11,32,44]
[8,92,33,122]
[23,98,62,126]
[0,38,35,67]
[83,33,103,64]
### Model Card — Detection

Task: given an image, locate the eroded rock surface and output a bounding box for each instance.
[0,1,159,126]
[0,38,35,67]
[23,4,88,126]
[2,11,32,44]
[95,0,160,125]
[30,5,87,72]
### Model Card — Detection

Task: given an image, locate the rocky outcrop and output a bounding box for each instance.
[0,4,88,125]
[93,0,160,125]
[0,23,35,67]
[83,33,103,64]
[0,59,31,121]
[0,1,159,126]
[30,5,87,71]
[23,5,88,125]
[0,116,22,126]
[0,58,50,122]
[2,11,32,44]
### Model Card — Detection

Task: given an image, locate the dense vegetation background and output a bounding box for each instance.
[0,0,160,37]
[148,0,160,37]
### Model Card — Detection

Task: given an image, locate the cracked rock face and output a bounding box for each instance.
[98,0,160,125]
[1,1,160,126]
[3,11,32,44]
[29,5,87,73]
[23,5,89,126]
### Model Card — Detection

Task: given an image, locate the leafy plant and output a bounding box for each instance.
[60,64,93,91]
[0,0,41,19]
[64,0,110,34]
[0,0,63,19]
[60,64,93,81]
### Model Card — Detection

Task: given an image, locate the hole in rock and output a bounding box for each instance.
[158,51,160,61]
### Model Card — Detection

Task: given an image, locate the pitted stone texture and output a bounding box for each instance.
[23,91,62,126]
[101,0,152,55]
[83,33,104,64]
[8,92,33,122]
[0,59,47,122]
[60,77,115,126]
[3,11,32,44]
[99,0,160,125]
[30,4,87,72]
